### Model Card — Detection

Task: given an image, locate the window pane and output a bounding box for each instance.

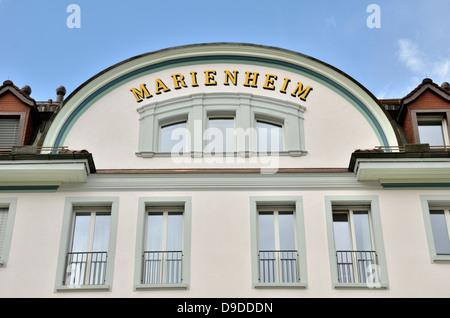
[146,213,163,251]
[258,212,275,250]
[418,122,445,146]
[430,211,450,254]
[353,211,372,251]
[160,121,187,152]
[92,213,110,252]
[333,213,352,251]
[257,121,283,152]
[278,212,295,250]
[206,118,234,152]
[167,212,183,250]
[71,213,90,252]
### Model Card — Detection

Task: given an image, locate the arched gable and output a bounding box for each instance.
[42,43,398,169]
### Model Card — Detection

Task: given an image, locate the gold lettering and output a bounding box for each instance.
[224,70,239,86]
[204,70,217,86]
[190,72,199,87]
[280,78,291,94]
[155,78,171,95]
[171,73,188,89]
[291,82,313,101]
[243,72,259,87]
[130,84,152,102]
[263,74,277,90]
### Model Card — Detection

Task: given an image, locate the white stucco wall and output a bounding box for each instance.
[0,188,448,298]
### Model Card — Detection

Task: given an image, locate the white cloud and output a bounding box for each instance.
[397,38,450,84]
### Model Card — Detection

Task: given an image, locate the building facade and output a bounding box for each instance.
[1,43,450,297]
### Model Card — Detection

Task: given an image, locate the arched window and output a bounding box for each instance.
[159,121,187,153]
[256,120,283,152]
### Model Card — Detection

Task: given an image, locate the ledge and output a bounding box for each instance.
[350,148,450,187]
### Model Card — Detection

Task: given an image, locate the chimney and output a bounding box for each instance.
[21,85,32,96]
[56,86,66,103]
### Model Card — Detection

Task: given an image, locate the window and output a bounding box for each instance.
[0,199,17,267]
[420,196,450,262]
[0,115,23,147]
[325,196,388,289]
[250,196,307,288]
[258,206,298,283]
[143,207,183,284]
[429,209,450,255]
[206,117,235,153]
[159,121,187,153]
[332,207,377,285]
[417,115,449,146]
[134,197,192,290]
[55,197,119,291]
[136,93,306,158]
[257,120,283,152]
[65,207,111,287]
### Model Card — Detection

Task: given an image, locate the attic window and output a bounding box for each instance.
[0,116,21,147]
[417,115,449,147]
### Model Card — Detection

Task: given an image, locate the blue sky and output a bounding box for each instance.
[1,0,450,101]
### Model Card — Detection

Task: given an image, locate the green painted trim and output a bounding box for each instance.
[420,195,450,263]
[133,196,192,290]
[0,186,59,193]
[249,196,307,288]
[383,183,450,190]
[324,195,389,289]
[0,198,17,267]
[54,196,120,292]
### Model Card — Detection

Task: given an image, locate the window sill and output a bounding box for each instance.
[333,282,388,289]
[432,254,450,263]
[253,282,306,289]
[134,283,189,290]
[55,284,111,292]
[136,151,307,158]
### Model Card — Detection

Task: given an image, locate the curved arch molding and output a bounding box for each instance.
[43,43,398,150]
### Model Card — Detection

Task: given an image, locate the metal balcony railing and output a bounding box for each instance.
[64,251,107,286]
[258,250,300,283]
[142,251,183,284]
[336,250,378,284]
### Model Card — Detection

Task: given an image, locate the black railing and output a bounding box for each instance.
[336,250,378,284]
[65,251,107,286]
[258,250,299,283]
[142,251,183,284]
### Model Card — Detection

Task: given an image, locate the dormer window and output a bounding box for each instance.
[0,114,24,147]
[417,115,449,146]
[411,110,450,148]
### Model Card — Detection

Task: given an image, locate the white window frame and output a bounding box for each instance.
[205,115,236,154]
[134,197,192,290]
[332,206,377,285]
[250,196,307,288]
[325,196,388,289]
[159,119,188,153]
[143,207,184,285]
[257,206,299,284]
[0,198,17,267]
[255,118,284,153]
[421,196,450,263]
[55,197,119,292]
